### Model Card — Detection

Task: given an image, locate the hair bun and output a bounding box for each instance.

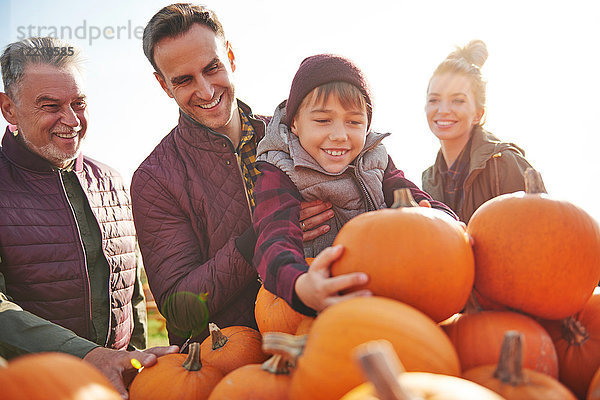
[448,39,488,69]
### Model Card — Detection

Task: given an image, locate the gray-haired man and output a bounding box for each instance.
[0,37,176,398]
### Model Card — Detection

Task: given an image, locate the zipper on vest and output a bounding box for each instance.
[354,167,376,211]
[57,170,94,340]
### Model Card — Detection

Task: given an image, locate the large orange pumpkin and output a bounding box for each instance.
[463,331,576,400]
[331,188,474,322]
[467,169,600,319]
[129,342,223,400]
[287,296,461,400]
[199,323,269,375]
[441,310,558,378]
[0,352,121,400]
[341,340,504,400]
[255,285,311,335]
[541,288,600,399]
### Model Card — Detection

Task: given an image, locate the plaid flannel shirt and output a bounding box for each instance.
[237,107,260,209]
[440,138,472,213]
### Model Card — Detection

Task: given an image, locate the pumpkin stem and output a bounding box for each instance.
[493,331,528,386]
[181,342,202,371]
[261,332,307,363]
[391,188,419,209]
[561,316,590,346]
[261,354,291,375]
[524,168,547,194]
[354,340,423,400]
[464,291,483,314]
[209,322,229,350]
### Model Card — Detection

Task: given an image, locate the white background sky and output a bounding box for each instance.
[2,1,600,222]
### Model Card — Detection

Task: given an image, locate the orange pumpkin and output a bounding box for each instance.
[129,342,223,400]
[0,353,121,400]
[199,323,269,375]
[287,296,461,400]
[441,310,558,378]
[295,316,315,335]
[463,331,576,400]
[588,366,600,400]
[207,354,292,400]
[467,169,600,319]
[331,188,474,322]
[341,340,504,400]
[541,288,600,399]
[255,285,311,334]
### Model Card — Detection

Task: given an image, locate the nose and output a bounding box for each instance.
[438,99,451,113]
[328,120,349,141]
[61,105,81,128]
[194,76,214,101]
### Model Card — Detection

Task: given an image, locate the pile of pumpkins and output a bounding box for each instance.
[1,168,599,400]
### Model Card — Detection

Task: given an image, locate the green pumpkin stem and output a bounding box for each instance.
[209,323,229,350]
[524,168,547,194]
[493,331,528,386]
[182,342,202,371]
[354,340,419,400]
[391,188,419,209]
[561,316,590,346]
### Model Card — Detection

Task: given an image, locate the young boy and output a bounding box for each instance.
[252,54,455,315]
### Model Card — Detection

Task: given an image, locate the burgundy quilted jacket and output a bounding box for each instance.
[0,129,138,350]
[131,101,265,345]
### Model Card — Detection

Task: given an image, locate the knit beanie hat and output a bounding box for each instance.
[285,54,373,128]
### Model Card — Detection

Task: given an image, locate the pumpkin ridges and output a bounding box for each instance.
[331,192,474,323]
[289,296,461,400]
[254,285,308,334]
[129,343,223,400]
[441,310,559,378]
[468,171,600,320]
[542,291,600,399]
[463,331,577,400]
[199,324,269,375]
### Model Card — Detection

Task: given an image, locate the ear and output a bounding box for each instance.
[290,118,299,137]
[226,41,236,73]
[0,92,18,125]
[154,72,174,98]
[473,107,485,125]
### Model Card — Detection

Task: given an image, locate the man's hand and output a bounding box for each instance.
[295,245,372,312]
[83,345,179,399]
[299,200,334,241]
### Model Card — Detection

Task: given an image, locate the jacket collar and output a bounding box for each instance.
[176,99,265,149]
[1,127,84,173]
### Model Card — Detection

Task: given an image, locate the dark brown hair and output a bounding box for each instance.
[142,3,225,74]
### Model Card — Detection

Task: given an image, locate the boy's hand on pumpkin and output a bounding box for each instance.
[299,200,334,242]
[295,245,371,312]
[418,199,432,208]
[83,345,178,399]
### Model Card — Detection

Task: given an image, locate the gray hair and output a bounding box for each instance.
[1,37,84,101]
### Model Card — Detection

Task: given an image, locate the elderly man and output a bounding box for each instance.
[0,37,177,398]
[132,3,339,346]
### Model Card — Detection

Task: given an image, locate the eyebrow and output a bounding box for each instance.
[170,57,220,85]
[309,108,365,116]
[428,92,467,97]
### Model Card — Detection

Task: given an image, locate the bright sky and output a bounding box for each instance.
[2,0,600,222]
